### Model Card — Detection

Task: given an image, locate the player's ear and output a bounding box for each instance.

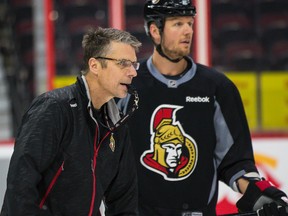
[150,23,161,44]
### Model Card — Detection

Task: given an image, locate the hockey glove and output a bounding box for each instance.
[236,179,288,215]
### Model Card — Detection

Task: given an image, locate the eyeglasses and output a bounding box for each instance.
[95,56,140,70]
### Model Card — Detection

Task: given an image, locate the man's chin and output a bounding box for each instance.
[180,50,191,56]
[116,91,128,99]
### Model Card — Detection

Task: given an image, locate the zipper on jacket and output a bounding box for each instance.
[88,122,111,216]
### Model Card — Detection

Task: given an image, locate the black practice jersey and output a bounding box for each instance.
[118,56,258,216]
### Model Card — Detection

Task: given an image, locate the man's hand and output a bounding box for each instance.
[236,179,288,215]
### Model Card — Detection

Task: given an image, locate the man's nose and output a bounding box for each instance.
[184,24,193,34]
[128,67,137,78]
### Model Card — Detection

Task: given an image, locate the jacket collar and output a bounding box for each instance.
[79,75,121,127]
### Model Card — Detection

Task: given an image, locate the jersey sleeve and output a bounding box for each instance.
[214,76,259,189]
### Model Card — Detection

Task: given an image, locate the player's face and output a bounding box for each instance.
[161,16,194,59]
[162,143,182,168]
[96,41,138,99]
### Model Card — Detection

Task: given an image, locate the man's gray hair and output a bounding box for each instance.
[81,27,142,74]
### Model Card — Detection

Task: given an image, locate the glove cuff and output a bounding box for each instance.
[232,172,261,193]
[236,179,287,212]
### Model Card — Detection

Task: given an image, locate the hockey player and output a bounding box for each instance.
[118,0,288,215]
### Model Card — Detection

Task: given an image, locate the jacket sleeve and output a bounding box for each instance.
[104,127,138,216]
[1,96,67,215]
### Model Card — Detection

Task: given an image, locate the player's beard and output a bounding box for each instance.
[161,41,191,60]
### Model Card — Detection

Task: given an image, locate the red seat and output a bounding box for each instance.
[10,0,32,7]
[126,17,144,33]
[68,17,103,35]
[259,14,288,34]
[15,19,33,35]
[224,41,263,70]
[22,49,34,67]
[259,13,288,49]
[59,0,97,7]
[125,4,145,32]
[213,12,256,47]
[214,14,253,33]
[269,40,288,69]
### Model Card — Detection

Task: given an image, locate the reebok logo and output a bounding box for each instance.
[186,96,210,103]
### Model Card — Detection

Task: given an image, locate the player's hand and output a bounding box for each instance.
[236,179,288,215]
[257,202,287,216]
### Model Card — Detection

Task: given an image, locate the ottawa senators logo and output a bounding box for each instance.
[141,105,198,181]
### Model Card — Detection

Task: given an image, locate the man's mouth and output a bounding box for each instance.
[120,83,130,89]
[181,40,190,44]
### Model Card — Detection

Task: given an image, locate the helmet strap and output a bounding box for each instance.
[154,18,183,63]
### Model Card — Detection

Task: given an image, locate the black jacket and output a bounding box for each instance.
[1,76,138,216]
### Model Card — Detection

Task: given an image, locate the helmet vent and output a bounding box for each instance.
[152,0,160,4]
[181,0,190,6]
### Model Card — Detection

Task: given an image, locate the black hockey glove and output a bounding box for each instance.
[236,179,288,215]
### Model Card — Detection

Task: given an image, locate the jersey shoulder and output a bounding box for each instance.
[132,59,154,88]
[196,63,236,89]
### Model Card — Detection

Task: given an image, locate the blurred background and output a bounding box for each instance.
[0,0,288,214]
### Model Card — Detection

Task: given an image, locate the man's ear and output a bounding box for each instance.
[88,57,99,76]
[150,23,161,44]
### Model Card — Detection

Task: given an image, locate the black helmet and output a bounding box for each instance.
[144,0,196,35]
